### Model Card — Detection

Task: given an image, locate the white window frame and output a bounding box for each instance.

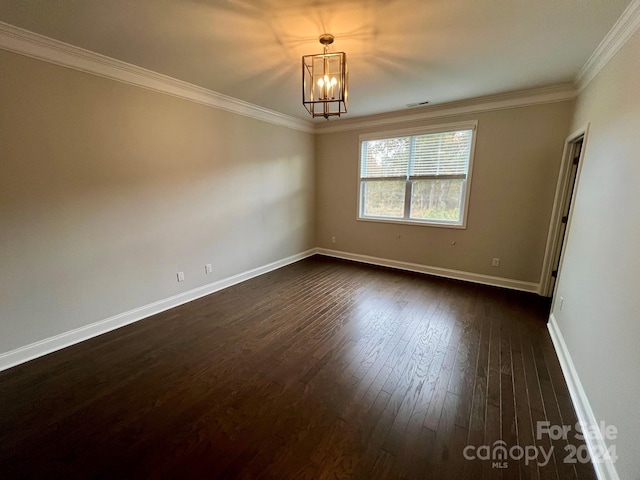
[357,120,477,229]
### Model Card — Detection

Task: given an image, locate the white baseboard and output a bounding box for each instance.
[547,314,620,480]
[315,248,540,293]
[0,249,316,372]
[0,248,539,372]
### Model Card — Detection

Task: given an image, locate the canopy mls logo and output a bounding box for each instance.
[463,440,553,468]
[463,421,618,469]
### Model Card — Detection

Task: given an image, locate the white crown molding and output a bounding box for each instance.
[576,0,640,94]
[316,248,540,293]
[314,84,576,134]
[4,0,638,136]
[0,249,316,372]
[547,314,620,480]
[0,21,315,134]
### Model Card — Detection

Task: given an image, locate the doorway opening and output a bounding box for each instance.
[540,127,588,299]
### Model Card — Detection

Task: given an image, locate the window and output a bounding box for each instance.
[358,122,476,228]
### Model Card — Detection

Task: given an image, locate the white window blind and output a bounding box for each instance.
[411,130,472,178]
[360,137,410,179]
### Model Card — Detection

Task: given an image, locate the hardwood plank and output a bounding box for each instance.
[453,293,482,429]
[499,309,519,480]
[511,313,540,480]
[463,302,490,479]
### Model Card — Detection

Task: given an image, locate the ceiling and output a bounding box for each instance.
[0,0,632,121]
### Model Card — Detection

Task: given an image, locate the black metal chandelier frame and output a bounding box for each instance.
[302,34,348,119]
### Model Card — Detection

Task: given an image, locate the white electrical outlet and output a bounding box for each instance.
[492,258,500,267]
[331,236,336,243]
[205,264,212,274]
[177,272,185,282]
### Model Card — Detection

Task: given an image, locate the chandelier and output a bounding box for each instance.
[302,34,348,119]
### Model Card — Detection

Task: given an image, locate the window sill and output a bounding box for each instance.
[357,216,467,229]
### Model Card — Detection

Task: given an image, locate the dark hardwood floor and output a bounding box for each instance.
[0,256,596,479]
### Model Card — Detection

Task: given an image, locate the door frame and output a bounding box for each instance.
[539,124,590,297]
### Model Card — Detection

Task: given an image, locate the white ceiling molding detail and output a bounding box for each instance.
[2,0,638,136]
[0,21,315,134]
[576,0,640,93]
[0,20,576,136]
[314,84,577,134]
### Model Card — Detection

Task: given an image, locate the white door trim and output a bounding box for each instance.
[539,124,589,297]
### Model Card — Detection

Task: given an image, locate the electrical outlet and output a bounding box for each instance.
[492,258,500,267]
[331,236,336,243]
[205,264,212,274]
[177,272,185,282]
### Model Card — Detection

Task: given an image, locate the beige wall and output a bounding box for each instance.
[0,50,315,354]
[552,29,640,480]
[316,102,573,284]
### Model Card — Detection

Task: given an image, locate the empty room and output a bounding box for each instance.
[1,1,639,479]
